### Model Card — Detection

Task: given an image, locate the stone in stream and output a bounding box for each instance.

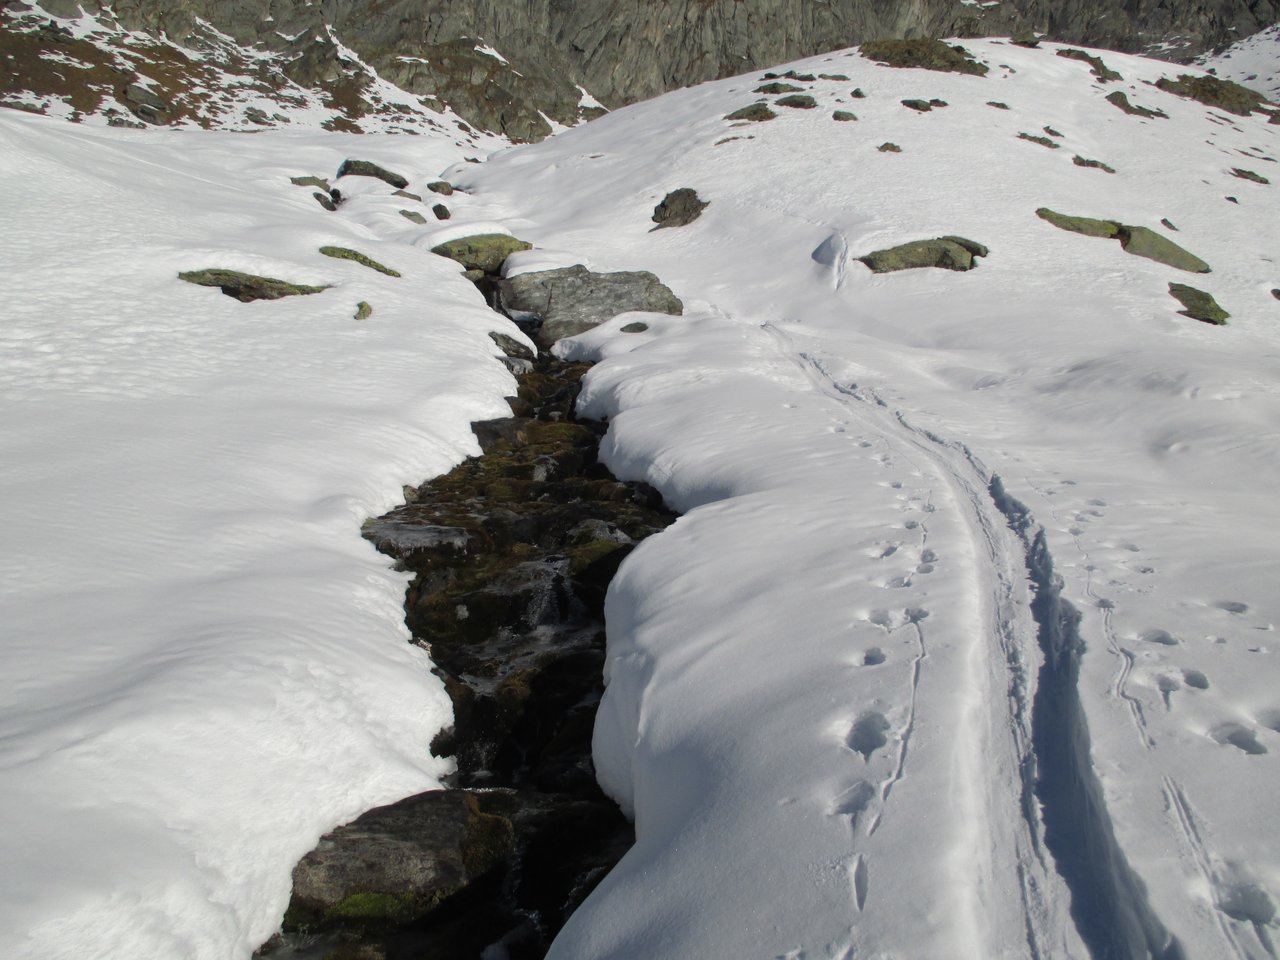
[499,265,683,345]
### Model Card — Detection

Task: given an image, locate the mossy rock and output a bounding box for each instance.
[832,110,857,122]
[902,99,933,112]
[433,203,452,220]
[313,191,337,212]
[1018,132,1060,149]
[354,301,372,320]
[1155,74,1269,116]
[1011,33,1041,48]
[987,101,1010,110]
[620,321,650,333]
[725,103,776,122]
[319,246,401,277]
[858,236,988,273]
[775,94,817,109]
[1073,156,1116,173]
[427,181,455,196]
[1231,167,1270,185]
[1118,226,1210,273]
[400,209,428,224]
[1106,91,1168,119]
[431,234,532,274]
[178,269,329,302]
[850,88,867,98]
[754,82,802,94]
[859,38,988,77]
[819,73,850,81]
[1168,283,1228,324]
[1035,207,1120,238]
[336,159,408,189]
[290,175,330,190]
[1056,49,1122,82]
[878,142,902,153]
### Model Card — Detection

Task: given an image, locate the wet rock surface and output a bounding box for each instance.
[263,340,675,960]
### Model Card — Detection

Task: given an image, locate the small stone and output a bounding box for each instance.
[987,101,1010,109]
[775,94,818,109]
[1073,155,1116,173]
[832,110,857,122]
[620,321,649,333]
[427,180,455,195]
[400,209,428,224]
[850,88,866,98]
[1271,289,1280,300]
[878,142,902,153]
[902,99,933,112]
[819,73,850,81]
[336,159,409,189]
[354,301,372,320]
[291,175,330,190]
[433,203,451,220]
[651,188,709,229]
[1161,218,1179,231]
[393,189,423,202]
[1043,125,1063,137]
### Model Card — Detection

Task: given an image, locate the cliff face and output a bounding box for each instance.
[13,0,1280,138]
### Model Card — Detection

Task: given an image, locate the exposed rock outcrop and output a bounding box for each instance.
[858,236,989,272]
[499,265,684,345]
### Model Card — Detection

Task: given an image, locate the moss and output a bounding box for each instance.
[1168,283,1229,324]
[1105,91,1168,119]
[178,269,329,302]
[430,234,532,274]
[1155,74,1269,116]
[1056,49,1122,82]
[460,796,515,878]
[775,94,817,109]
[724,103,776,122]
[858,38,988,77]
[566,538,628,575]
[1018,132,1060,148]
[331,892,418,922]
[1073,155,1116,173]
[1231,167,1270,185]
[355,301,372,320]
[319,246,401,277]
[754,82,803,94]
[1035,208,1120,238]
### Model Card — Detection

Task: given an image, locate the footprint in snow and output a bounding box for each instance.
[846,711,891,761]
[1210,723,1268,755]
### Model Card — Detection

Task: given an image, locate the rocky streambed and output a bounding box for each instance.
[259,332,674,960]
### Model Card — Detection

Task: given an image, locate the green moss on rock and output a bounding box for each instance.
[1231,167,1270,184]
[1073,155,1116,173]
[1035,208,1120,238]
[1155,74,1270,116]
[1118,226,1210,273]
[1168,283,1229,324]
[1106,91,1168,119]
[859,38,988,77]
[319,246,401,277]
[400,209,428,224]
[354,301,372,320]
[775,94,818,109]
[878,142,902,153]
[858,236,988,273]
[431,234,532,274]
[1018,132,1060,148]
[1056,49,1122,82]
[178,269,329,302]
[754,82,802,94]
[724,103,777,122]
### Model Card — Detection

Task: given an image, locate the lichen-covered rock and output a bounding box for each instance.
[1056,48,1122,82]
[1073,155,1116,173]
[178,269,329,302]
[754,82,802,94]
[319,246,401,277]
[1036,208,1121,238]
[1018,132,1060,148]
[858,38,988,76]
[902,98,933,112]
[1105,91,1168,119]
[1155,74,1270,116]
[354,301,372,320]
[336,159,409,189]
[1168,283,1228,324]
[427,181,455,196]
[1231,168,1270,185]
[776,93,818,109]
[833,110,857,121]
[1118,226,1211,272]
[431,234,533,274]
[399,209,428,224]
[290,175,330,190]
[652,188,709,229]
[724,103,776,122]
[858,236,988,273]
[499,265,682,344]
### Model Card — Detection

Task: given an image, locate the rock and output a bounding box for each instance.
[858,38,988,77]
[1272,289,1280,300]
[878,142,902,153]
[1043,125,1062,137]
[1036,207,1120,238]
[819,73,850,81]
[313,191,337,212]
[499,265,682,344]
[850,88,867,99]
[858,236,988,273]
[1011,32,1041,47]
[620,321,649,333]
[431,234,533,274]
[400,209,428,224]
[244,106,272,124]
[1018,132,1060,148]
[1055,48,1122,82]
[725,103,777,121]
[1168,283,1228,324]
[319,246,401,277]
[1155,74,1269,116]
[1161,218,1179,231]
[489,332,536,361]
[775,93,817,109]
[286,790,514,932]
[354,301,372,320]
[291,175,330,190]
[1117,226,1211,273]
[427,180,455,195]
[1231,168,1270,184]
[987,100,1010,109]
[336,159,409,189]
[1105,91,1168,119]
[651,188,709,229]
[832,110,857,121]
[1073,155,1116,173]
[122,83,170,124]
[433,203,452,220]
[393,189,423,202]
[178,269,329,302]
[754,82,803,94]
[902,98,933,112]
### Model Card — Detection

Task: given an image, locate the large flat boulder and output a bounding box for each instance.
[499,265,682,344]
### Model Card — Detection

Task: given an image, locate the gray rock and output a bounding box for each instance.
[336,159,409,189]
[499,265,682,345]
[427,181,455,195]
[287,789,513,929]
[858,236,989,273]
[399,209,428,224]
[433,202,451,220]
[652,188,708,230]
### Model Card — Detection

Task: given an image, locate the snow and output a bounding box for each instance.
[0,112,522,958]
[450,38,1280,958]
[1198,23,1280,102]
[5,27,1280,960]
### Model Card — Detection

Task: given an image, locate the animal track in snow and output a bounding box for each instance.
[862,647,886,665]
[846,711,890,761]
[851,854,869,912]
[1209,723,1268,755]
[1140,628,1180,646]
[831,780,876,832]
[1213,600,1250,615]
[1256,710,1280,733]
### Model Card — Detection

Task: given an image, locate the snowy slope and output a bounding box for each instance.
[447,39,1280,959]
[1199,24,1280,102]
[0,113,525,958]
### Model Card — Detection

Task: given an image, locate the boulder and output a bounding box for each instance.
[428,180,455,195]
[1168,283,1228,324]
[400,209,428,224]
[725,103,777,122]
[833,110,858,121]
[776,94,818,109]
[858,237,988,273]
[754,82,803,94]
[499,265,682,344]
[336,159,409,189]
[431,234,533,274]
[287,790,514,931]
[178,269,328,302]
[1036,208,1120,238]
[651,188,709,229]
[1117,226,1210,273]
[1105,91,1168,119]
[1155,74,1269,116]
[354,301,372,320]
[319,246,401,277]
[1056,48,1122,82]
[433,203,452,220]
